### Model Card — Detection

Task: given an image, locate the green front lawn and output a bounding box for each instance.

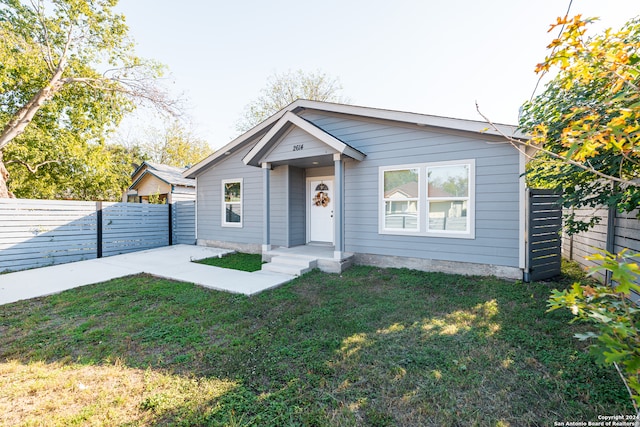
[0,267,632,426]
[195,252,263,272]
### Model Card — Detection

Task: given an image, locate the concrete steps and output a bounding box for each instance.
[261,254,318,276]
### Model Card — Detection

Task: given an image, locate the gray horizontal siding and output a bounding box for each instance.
[303,112,522,268]
[196,144,263,245]
[193,110,523,269]
[289,166,306,246]
[270,166,288,247]
[263,127,337,163]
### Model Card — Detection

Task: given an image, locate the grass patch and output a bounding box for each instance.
[0,268,633,426]
[195,252,263,272]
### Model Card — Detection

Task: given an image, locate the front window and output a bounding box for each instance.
[379,160,475,238]
[222,179,242,227]
[427,164,470,233]
[383,168,419,231]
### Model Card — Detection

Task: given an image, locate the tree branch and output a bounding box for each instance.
[475,102,640,187]
[0,63,66,151]
[30,0,55,73]
[6,158,60,174]
[614,361,639,415]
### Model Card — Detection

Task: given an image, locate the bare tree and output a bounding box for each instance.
[236,69,348,132]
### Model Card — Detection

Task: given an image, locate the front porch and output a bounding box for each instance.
[262,244,354,275]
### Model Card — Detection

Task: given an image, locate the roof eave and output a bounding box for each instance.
[129,170,171,190]
[290,99,525,139]
[183,107,298,178]
[183,99,526,178]
[243,111,366,167]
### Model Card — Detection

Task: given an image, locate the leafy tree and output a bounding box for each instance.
[236,69,348,132]
[0,0,176,199]
[498,15,640,421]
[518,15,640,232]
[137,121,212,168]
[383,169,418,193]
[9,142,144,201]
[548,251,640,422]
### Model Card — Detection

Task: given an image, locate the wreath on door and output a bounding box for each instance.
[313,191,331,207]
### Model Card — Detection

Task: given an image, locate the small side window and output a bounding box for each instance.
[222,179,242,227]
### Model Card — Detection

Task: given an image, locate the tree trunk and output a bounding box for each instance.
[0,151,15,198]
[0,61,66,198]
[0,73,65,151]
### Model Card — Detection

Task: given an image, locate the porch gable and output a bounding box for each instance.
[243,111,365,167]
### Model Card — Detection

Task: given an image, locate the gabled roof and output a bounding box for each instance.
[184,99,522,178]
[130,161,195,190]
[243,111,366,167]
[384,181,419,199]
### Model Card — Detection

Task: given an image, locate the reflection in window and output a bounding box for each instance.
[379,161,474,238]
[222,180,242,226]
[427,165,469,232]
[383,168,419,230]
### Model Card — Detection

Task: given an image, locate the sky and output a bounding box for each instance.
[115,0,639,150]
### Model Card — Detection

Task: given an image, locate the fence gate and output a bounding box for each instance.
[527,189,563,281]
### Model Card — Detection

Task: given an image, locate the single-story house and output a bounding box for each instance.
[125,161,196,204]
[184,100,528,279]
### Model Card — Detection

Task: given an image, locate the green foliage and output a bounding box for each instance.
[137,120,212,168]
[548,250,640,411]
[236,69,348,132]
[520,16,640,233]
[0,268,632,425]
[0,0,168,200]
[145,191,166,205]
[383,168,418,192]
[7,135,144,201]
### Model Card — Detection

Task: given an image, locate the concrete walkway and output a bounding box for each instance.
[0,245,295,306]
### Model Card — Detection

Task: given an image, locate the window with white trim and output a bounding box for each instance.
[382,167,419,231]
[379,160,475,238]
[427,164,470,233]
[222,179,243,227]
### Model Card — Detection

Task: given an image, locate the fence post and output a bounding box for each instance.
[605,203,617,285]
[96,201,103,258]
[168,203,173,246]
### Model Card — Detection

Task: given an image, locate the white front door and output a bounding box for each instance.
[308,178,334,244]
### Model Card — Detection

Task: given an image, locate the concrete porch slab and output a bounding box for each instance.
[0,245,295,306]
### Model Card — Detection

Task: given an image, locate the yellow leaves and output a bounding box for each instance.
[535,62,550,74]
[609,115,628,128]
[548,38,562,49]
[611,79,626,94]
[582,285,597,297]
[623,123,640,134]
[548,14,584,33]
[529,14,640,171]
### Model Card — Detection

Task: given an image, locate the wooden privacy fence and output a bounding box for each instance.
[172,200,196,246]
[526,189,563,282]
[563,206,640,286]
[0,199,195,273]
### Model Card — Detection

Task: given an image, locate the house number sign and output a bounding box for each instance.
[292,144,304,151]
